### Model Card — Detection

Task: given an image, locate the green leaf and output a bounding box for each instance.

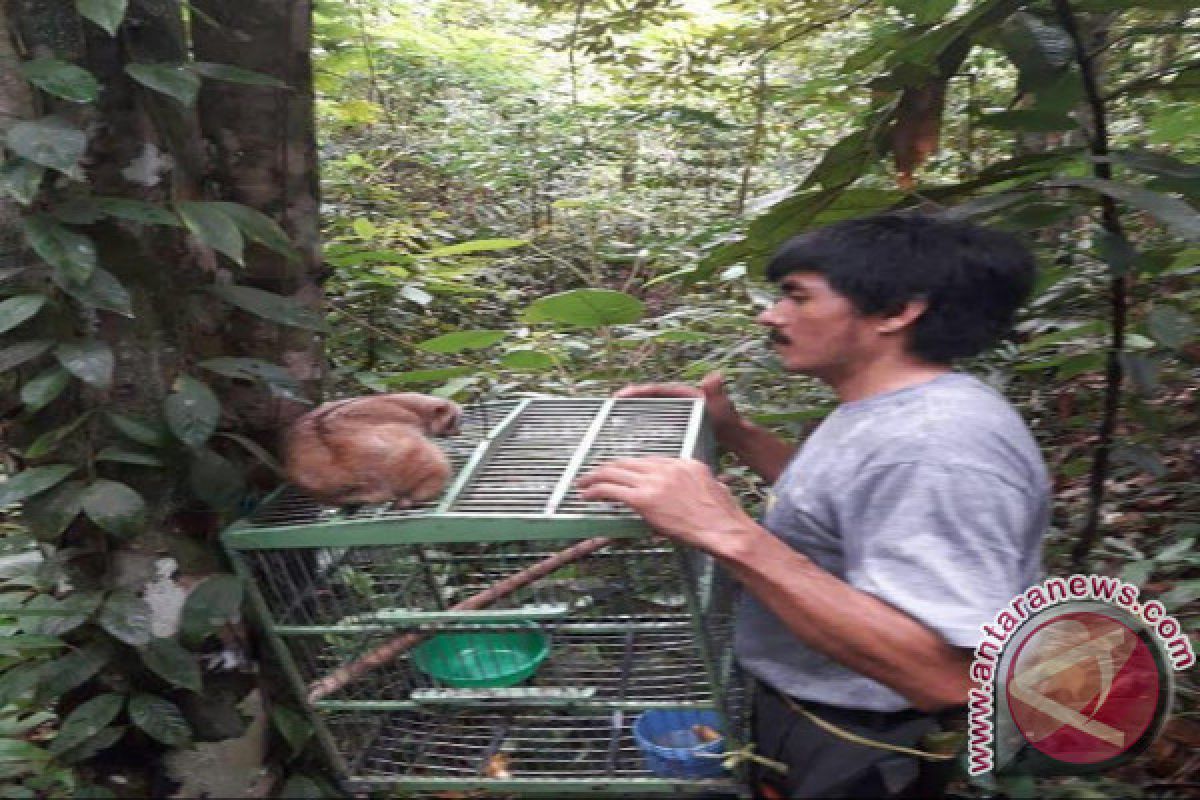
[362,366,473,389]
[21,480,85,541]
[1056,351,1106,380]
[0,664,43,707]
[55,340,113,389]
[164,375,220,448]
[188,447,245,511]
[524,289,644,328]
[125,63,200,106]
[1052,178,1200,242]
[139,638,202,693]
[499,349,556,371]
[0,294,48,334]
[21,366,70,411]
[94,197,180,226]
[23,216,96,283]
[420,238,529,257]
[802,129,872,190]
[416,330,506,353]
[95,447,163,467]
[54,725,124,764]
[5,118,86,175]
[198,357,304,402]
[177,202,243,263]
[107,413,169,448]
[1146,305,1195,349]
[887,0,955,24]
[208,284,327,332]
[54,266,134,317]
[979,110,1076,132]
[0,738,49,763]
[1155,537,1195,563]
[80,480,146,538]
[20,58,99,103]
[49,694,124,756]
[25,413,91,459]
[37,642,112,699]
[210,203,300,261]
[76,0,128,35]
[189,62,288,88]
[180,574,242,645]
[97,590,152,645]
[271,706,313,758]
[0,340,53,373]
[19,590,102,636]
[0,160,45,205]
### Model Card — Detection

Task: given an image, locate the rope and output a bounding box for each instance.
[779,694,960,762]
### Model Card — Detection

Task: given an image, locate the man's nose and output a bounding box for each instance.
[756,303,781,327]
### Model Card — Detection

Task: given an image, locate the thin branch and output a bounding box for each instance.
[1103,54,1200,100]
[759,1,873,59]
[1050,0,1129,571]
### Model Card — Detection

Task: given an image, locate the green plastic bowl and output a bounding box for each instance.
[411,625,550,688]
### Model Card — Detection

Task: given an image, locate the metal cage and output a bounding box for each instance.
[222,398,749,795]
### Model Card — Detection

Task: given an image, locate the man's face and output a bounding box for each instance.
[756,271,881,380]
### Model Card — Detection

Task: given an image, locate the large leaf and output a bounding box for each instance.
[177,202,243,263]
[107,412,169,448]
[20,58,99,103]
[54,266,134,317]
[802,129,874,190]
[0,159,45,205]
[499,349,556,371]
[0,294,48,334]
[198,357,304,401]
[416,330,507,353]
[164,375,220,448]
[25,412,91,459]
[76,0,127,35]
[208,284,328,331]
[0,340,53,373]
[129,693,191,746]
[97,590,152,645]
[1147,305,1196,349]
[22,479,85,541]
[0,464,76,508]
[95,447,163,467]
[210,203,300,260]
[180,574,243,645]
[1052,178,1200,242]
[18,590,102,636]
[5,118,87,174]
[139,638,202,693]
[188,447,245,511]
[36,642,112,700]
[189,62,288,88]
[94,197,179,226]
[523,289,644,327]
[23,216,96,283]
[48,694,124,756]
[55,340,114,389]
[21,366,70,411]
[125,63,200,106]
[421,238,529,257]
[54,725,125,765]
[80,480,146,538]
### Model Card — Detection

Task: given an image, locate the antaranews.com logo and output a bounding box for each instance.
[968,575,1194,776]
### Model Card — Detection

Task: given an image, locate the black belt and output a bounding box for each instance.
[758,681,965,730]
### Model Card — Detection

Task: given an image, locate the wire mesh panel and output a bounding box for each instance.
[223,398,747,795]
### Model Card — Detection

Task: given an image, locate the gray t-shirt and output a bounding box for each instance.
[734,372,1049,712]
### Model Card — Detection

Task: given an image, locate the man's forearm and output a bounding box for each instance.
[717,417,796,483]
[718,523,972,712]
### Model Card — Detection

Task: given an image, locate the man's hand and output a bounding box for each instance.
[576,456,758,555]
[616,372,742,437]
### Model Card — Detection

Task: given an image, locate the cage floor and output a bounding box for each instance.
[329,708,733,783]
[293,617,728,705]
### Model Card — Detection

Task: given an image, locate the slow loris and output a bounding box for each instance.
[283,393,462,506]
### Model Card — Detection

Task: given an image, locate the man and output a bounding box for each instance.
[577,212,1050,798]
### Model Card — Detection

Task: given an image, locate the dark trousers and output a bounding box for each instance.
[749,685,960,799]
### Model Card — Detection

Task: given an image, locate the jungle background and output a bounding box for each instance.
[0,0,1197,797]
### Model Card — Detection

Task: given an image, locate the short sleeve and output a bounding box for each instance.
[839,462,1039,648]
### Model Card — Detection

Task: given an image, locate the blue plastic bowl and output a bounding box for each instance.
[632,709,726,779]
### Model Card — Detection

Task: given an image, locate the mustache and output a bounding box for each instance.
[768,330,790,345]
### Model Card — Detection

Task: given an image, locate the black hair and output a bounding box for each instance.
[765,211,1037,364]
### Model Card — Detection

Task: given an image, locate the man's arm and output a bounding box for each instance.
[576,457,973,712]
[616,372,796,483]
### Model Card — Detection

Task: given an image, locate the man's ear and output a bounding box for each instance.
[877,298,928,334]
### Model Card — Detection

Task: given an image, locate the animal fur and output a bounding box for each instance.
[283,393,462,506]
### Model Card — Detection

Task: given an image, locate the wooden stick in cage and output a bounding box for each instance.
[305,536,616,703]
